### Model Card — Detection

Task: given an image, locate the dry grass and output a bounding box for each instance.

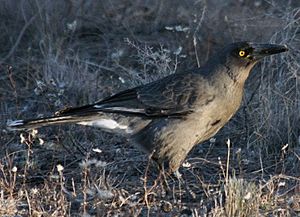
[0,0,299,216]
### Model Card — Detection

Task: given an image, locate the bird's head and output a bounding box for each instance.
[227,41,288,63]
[212,41,288,84]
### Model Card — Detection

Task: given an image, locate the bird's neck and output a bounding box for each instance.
[201,61,256,88]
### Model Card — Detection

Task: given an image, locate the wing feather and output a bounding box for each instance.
[58,73,207,117]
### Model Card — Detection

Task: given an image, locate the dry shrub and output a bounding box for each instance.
[224,178,261,217]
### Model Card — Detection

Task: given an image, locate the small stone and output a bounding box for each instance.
[161,200,172,213]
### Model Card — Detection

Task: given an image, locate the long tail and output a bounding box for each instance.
[6,103,136,132]
[6,114,96,131]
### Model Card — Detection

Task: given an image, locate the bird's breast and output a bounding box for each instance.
[189,87,243,143]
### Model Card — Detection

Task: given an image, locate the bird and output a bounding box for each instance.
[7,42,288,173]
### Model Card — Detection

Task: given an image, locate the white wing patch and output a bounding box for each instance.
[78,119,132,133]
[94,105,144,113]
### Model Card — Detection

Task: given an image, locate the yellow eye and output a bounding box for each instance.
[239,50,246,57]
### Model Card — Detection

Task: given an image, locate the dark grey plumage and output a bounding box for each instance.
[7,42,288,172]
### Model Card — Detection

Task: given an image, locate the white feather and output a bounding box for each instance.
[94,105,144,113]
[7,119,24,127]
[78,119,132,133]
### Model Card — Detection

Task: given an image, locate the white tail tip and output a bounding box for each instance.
[6,119,25,130]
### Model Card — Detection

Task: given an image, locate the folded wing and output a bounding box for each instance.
[58,73,203,118]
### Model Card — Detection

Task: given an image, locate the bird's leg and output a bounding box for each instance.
[145,149,171,195]
[140,152,161,207]
[173,169,182,180]
[173,169,196,200]
[141,151,169,198]
[159,163,171,195]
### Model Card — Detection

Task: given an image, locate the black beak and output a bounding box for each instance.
[249,43,288,60]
